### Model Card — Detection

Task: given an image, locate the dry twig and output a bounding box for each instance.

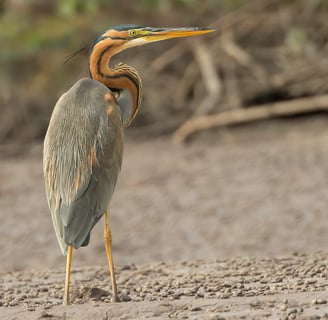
[173,95,328,143]
[191,39,222,115]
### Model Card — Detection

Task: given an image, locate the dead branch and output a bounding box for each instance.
[220,31,268,83]
[192,39,222,115]
[151,0,328,143]
[150,44,186,73]
[174,61,198,107]
[150,0,279,73]
[173,95,328,143]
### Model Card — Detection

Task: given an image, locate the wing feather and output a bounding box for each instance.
[43,79,123,254]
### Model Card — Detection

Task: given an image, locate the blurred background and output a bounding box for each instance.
[1,0,328,273]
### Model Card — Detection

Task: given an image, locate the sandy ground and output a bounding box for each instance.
[1,115,328,319]
[1,253,328,319]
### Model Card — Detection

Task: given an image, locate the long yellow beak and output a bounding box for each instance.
[141,27,214,42]
[119,26,214,55]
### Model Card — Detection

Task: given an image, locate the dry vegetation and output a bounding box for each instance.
[1,0,328,144]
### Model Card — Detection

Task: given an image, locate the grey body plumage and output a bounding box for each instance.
[43,78,123,254]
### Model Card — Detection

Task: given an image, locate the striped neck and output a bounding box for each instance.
[89,42,142,127]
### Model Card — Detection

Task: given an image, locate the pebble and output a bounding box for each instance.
[207,315,224,320]
[287,308,297,315]
[189,306,202,311]
[0,252,327,319]
[120,294,132,302]
[312,299,327,305]
[279,304,287,311]
[40,311,53,318]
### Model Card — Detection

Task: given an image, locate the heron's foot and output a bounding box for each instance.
[112,294,121,303]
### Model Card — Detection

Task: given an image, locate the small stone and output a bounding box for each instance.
[40,311,53,318]
[208,315,224,320]
[288,308,297,315]
[306,279,317,285]
[190,306,202,311]
[120,294,132,302]
[317,299,327,304]
[43,305,52,310]
[279,304,287,311]
[88,287,109,300]
[235,290,244,297]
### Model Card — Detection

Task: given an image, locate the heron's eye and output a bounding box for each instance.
[129,30,137,37]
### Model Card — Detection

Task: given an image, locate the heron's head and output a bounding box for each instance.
[86,25,213,127]
[91,24,214,55]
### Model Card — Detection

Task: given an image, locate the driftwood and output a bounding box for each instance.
[148,0,328,142]
[173,95,328,143]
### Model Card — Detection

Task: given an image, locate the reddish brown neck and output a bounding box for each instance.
[89,41,142,127]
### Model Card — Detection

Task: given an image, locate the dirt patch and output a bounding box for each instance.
[1,115,328,319]
[1,253,328,319]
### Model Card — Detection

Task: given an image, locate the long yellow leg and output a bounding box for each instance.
[104,211,120,302]
[63,245,73,305]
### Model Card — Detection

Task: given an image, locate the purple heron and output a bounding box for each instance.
[43,25,213,305]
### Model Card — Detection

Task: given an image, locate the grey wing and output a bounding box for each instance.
[43,79,123,254]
